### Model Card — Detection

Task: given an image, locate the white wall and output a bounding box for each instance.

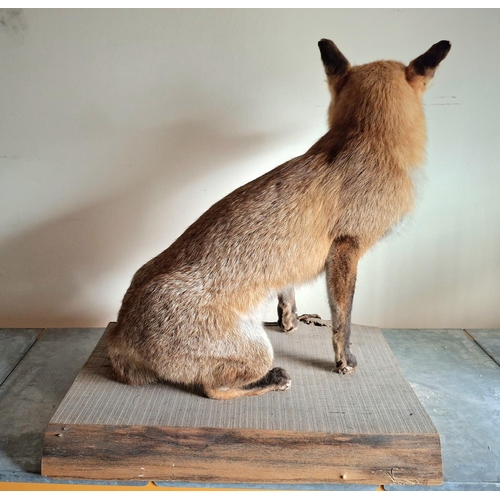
[1,8,499,328]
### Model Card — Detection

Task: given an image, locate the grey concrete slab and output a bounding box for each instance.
[0,328,104,476]
[0,329,42,385]
[2,327,499,490]
[382,329,500,491]
[466,329,500,366]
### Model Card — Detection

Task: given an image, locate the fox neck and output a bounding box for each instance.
[327,88,428,170]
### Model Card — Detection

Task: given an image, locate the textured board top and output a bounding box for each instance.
[49,322,437,436]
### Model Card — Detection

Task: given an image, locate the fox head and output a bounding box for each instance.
[317,39,451,163]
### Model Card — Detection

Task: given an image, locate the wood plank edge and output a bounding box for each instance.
[42,422,442,486]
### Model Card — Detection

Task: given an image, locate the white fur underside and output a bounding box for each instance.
[238,292,276,357]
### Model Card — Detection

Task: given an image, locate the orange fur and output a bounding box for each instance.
[107,39,451,398]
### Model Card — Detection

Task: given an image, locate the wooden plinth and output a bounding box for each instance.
[42,322,442,486]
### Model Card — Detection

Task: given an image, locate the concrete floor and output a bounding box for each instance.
[0,326,498,490]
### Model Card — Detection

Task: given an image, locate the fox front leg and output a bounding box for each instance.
[277,286,298,332]
[326,236,361,374]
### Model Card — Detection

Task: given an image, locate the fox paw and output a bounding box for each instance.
[336,353,357,374]
[278,314,298,333]
[297,314,330,327]
[268,367,292,391]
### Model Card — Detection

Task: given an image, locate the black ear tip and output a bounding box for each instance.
[434,40,452,54]
[318,39,350,76]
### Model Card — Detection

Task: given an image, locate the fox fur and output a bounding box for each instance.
[107,39,451,399]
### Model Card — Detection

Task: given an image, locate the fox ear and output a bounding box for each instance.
[406,40,451,84]
[318,39,350,79]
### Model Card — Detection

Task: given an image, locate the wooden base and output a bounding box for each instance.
[42,322,442,486]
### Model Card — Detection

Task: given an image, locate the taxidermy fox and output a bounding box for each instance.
[107,39,451,399]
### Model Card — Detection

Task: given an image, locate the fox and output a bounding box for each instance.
[107,39,451,400]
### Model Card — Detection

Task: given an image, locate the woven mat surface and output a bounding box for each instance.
[50,322,436,435]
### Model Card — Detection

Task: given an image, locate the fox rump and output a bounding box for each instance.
[107,39,451,399]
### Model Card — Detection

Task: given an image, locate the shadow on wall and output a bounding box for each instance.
[0,117,275,328]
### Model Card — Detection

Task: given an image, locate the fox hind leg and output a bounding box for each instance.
[203,319,291,400]
[205,367,291,400]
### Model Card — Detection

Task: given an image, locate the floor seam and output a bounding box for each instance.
[0,328,45,388]
[463,329,500,368]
